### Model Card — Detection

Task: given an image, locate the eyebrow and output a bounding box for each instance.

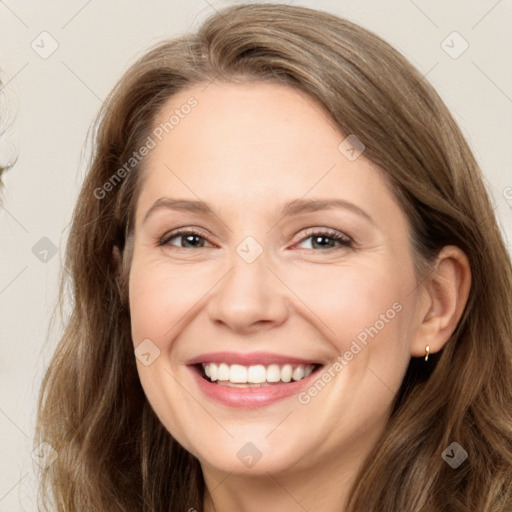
[142,197,375,225]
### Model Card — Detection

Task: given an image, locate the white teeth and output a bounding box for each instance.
[292,366,305,381]
[209,363,218,381]
[247,364,266,383]
[200,362,317,385]
[218,363,230,381]
[281,364,292,383]
[266,364,281,382]
[229,364,247,383]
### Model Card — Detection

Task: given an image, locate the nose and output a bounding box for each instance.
[206,248,289,334]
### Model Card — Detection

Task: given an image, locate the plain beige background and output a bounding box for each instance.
[0,1,511,510]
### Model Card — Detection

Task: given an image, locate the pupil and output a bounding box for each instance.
[313,235,334,249]
[185,235,202,247]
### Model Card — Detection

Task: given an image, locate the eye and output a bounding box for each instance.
[158,228,353,252]
[295,229,353,251]
[159,229,213,250]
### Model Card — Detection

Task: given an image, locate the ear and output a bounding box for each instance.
[410,245,472,358]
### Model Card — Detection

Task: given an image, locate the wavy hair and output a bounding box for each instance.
[0,72,17,195]
[35,3,512,511]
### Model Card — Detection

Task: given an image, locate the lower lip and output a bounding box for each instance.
[188,365,321,408]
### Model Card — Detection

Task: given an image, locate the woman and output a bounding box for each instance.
[35,3,512,511]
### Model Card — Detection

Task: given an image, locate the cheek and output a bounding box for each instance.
[129,264,164,347]
[286,258,411,342]
[343,276,415,399]
[127,259,206,443]
[128,257,216,349]
[302,259,415,392]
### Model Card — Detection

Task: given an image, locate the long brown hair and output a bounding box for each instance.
[35,3,512,511]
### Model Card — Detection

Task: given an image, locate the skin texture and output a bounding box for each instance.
[126,81,471,512]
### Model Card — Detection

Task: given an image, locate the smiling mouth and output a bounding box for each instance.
[193,362,323,387]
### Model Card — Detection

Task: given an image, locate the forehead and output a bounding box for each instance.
[135,81,399,225]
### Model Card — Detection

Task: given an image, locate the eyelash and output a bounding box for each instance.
[158,228,353,252]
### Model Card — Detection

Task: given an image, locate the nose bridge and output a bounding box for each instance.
[206,234,288,331]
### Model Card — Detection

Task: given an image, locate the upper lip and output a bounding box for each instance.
[185,351,322,366]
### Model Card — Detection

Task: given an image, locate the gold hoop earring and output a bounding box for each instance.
[424,345,430,362]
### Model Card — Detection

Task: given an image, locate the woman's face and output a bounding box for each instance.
[128,81,423,476]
